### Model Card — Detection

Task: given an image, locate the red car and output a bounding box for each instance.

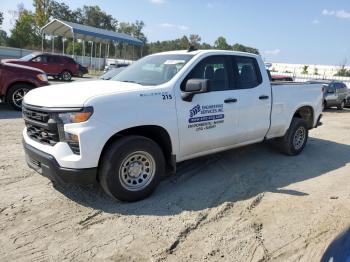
[4,53,80,81]
[0,62,49,110]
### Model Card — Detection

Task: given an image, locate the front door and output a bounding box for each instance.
[175,55,240,159]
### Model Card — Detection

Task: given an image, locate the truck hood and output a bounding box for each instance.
[1,61,44,74]
[24,80,145,108]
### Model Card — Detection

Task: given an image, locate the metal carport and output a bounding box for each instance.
[41,19,144,69]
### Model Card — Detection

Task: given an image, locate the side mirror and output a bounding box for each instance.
[182,79,209,102]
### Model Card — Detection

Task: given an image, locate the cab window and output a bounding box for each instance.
[182,56,232,92]
[233,56,262,89]
[32,55,48,63]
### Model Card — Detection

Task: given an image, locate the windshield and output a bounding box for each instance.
[19,54,36,61]
[112,54,194,86]
[100,68,125,80]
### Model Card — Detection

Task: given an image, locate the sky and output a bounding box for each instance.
[1,0,350,65]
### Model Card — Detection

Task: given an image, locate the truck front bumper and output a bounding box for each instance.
[23,141,97,185]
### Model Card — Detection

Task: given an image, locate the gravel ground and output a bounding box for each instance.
[0,103,350,262]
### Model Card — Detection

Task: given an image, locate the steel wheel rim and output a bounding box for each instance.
[293,126,306,150]
[119,151,156,191]
[12,88,29,108]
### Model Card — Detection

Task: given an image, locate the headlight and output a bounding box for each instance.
[57,107,93,124]
[37,73,48,82]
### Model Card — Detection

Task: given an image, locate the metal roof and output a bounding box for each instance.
[41,19,143,46]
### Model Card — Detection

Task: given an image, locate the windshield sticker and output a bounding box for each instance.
[164,60,186,65]
[188,104,224,131]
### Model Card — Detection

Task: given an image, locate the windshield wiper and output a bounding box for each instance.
[121,80,142,84]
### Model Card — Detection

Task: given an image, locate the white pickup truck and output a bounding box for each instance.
[22,50,323,201]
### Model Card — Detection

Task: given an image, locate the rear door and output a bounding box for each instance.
[47,55,63,75]
[326,83,337,105]
[229,55,271,143]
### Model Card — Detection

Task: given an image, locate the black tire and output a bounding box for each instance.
[337,101,345,110]
[6,84,32,110]
[61,70,72,81]
[99,136,165,202]
[277,118,308,156]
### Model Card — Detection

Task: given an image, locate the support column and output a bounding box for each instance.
[41,34,44,52]
[132,45,134,61]
[52,35,54,53]
[62,38,65,54]
[98,42,102,71]
[82,40,85,65]
[72,33,75,58]
[90,41,93,69]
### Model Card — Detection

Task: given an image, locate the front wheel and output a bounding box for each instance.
[7,84,32,110]
[99,136,165,202]
[277,118,308,156]
[337,101,345,110]
[61,70,72,81]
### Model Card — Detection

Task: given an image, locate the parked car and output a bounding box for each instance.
[4,53,80,81]
[324,82,348,110]
[22,50,323,202]
[103,63,129,73]
[99,67,126,80]
[0,62,49,110]
[271,75,294,82]
[345,88,350,108]
[307,80,348,110]
[78,63,88,77]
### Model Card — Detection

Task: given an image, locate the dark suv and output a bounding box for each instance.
[0,62,49,110]
[4,53,80,81]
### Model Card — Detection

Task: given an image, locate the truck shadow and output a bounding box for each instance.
[54,137,350,216]
[0,104,22,119]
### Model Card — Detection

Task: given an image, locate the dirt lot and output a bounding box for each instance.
[0,104,349,262]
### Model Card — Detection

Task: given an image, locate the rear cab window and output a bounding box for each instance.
[232,56,262,89]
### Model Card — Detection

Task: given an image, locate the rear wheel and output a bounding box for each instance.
[99,136,165,202]
[7,84,32,110]
[337,101,345,110]
[277,118,308,156]
[61,70,72,81]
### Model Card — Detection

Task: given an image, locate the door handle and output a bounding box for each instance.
[259,95,269,100]
[224,98,238,103]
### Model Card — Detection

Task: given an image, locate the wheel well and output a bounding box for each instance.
[293,106,314,129]
[100,125,174,171]
[5,82,35,102]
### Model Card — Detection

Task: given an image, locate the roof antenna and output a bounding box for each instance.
[187,45,197,52]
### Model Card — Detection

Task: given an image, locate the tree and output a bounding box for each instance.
[33,0,52,27]
[8,7,40,48]
[189,34,201,47]
[314,67,318,75]
[0,11,3,26]
[118,20,147,43]
[0,11,8,45]
[179,35,189,49]
[50,1,77,22]
[301,65,309,75]
[232,43,259,54]
[75,6,118,31]
[334,59,350,77]
[214,36,230,50]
